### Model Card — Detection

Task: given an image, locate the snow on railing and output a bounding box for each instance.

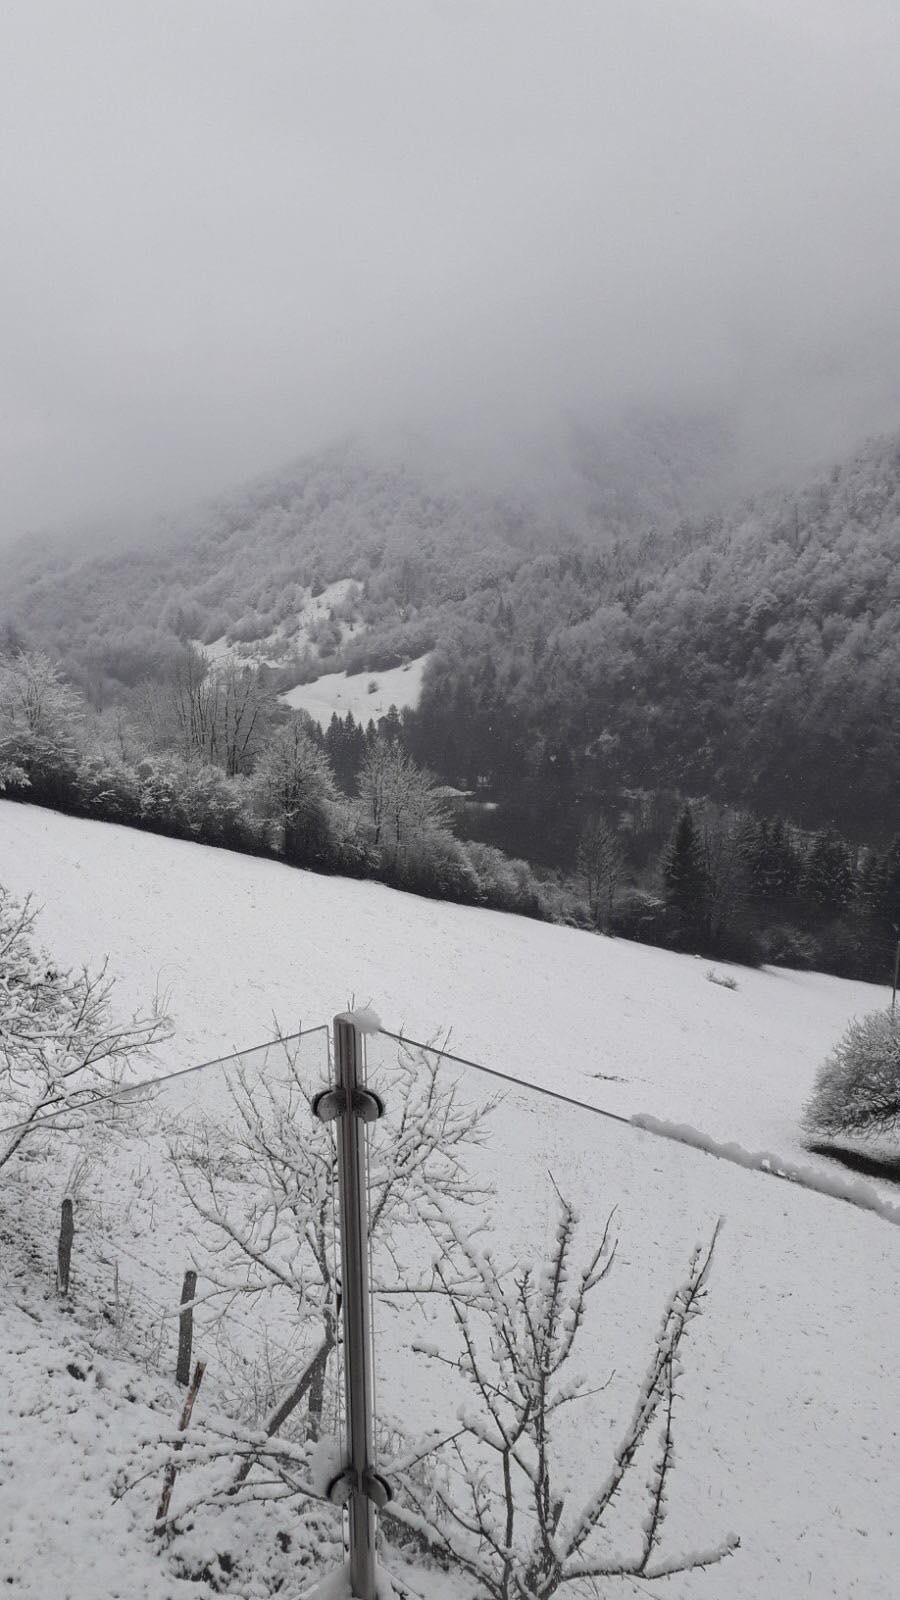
[630,1114,900,1226]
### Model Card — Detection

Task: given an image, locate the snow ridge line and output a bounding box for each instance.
[631,1114,900,1227]
[380,1032,900,1228]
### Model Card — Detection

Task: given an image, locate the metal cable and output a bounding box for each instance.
[0,1023,329,1140]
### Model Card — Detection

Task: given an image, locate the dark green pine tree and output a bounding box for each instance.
[874,836,900,932]
[857,847,884,924]
[742,815,803,913]
[802,830,855,920]
[323,711,367,795]
[378,705,404,745]
[858,837,900,975]
[662,804,710,947]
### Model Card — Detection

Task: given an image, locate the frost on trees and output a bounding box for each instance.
[0,886,169,1173]
[388,1196,738,1599]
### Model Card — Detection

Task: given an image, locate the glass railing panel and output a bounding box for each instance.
[363,1026,895,1600]
[81,1024,335,1401]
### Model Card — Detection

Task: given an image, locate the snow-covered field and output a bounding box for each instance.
[0,802,887,1174]
[280,654,430,728]
[1,802,898,1599]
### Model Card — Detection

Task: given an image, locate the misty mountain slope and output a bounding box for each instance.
[0,414,737,690]
[413,430,900,837]
[0,442,549,692]
[0,802,897,1600]
[3,428,899,841]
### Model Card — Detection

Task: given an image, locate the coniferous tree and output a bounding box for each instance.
[802,830,855,920]
[662,804,709,946]
[741,815,802,919]
[872,836,900,933]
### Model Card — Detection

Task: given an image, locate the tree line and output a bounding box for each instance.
[0,648,554,921]
[321,701,900,984]
[2,646,896,984]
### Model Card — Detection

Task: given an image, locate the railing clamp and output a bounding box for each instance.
[312,1086,384,1124]
[326,1466,393,1510]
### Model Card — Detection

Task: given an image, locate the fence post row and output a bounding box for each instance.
[313,1016,391,1600]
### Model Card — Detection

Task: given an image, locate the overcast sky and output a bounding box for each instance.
[3,0,900,544]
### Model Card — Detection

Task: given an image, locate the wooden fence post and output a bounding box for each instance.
[155,1359,206,1534]
[176,1269,197,1386]
[57,1197,74,1297]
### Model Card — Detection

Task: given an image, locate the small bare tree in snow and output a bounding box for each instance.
[390,1198,738,1598]
[170,1032,494,1470]
[0,887,170,1173]
[140,649,274,776]
[576,815,622,931]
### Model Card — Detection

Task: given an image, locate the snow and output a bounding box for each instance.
[198,580,360,669]
[338,1005,383,1035]
[280,654,431,728]
[0,803,888,1179]
[300,1562,403,1599]
[307,1435,345,1499]
[1,802,899,1599]
[630,1114,900,1224]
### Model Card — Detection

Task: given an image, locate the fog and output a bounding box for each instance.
[3,0,900,546]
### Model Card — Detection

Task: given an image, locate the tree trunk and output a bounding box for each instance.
[229,1330,335,1491]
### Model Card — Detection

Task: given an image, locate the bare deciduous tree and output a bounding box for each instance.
[576,815,622,930]
[358,737,451,856]
[0,887,170,1173]
[170,1032,494,1466]
[390,1200,737,1598]
[218,660,274,777]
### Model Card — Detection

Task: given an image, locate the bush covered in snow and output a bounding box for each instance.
[803,1009,900,1138]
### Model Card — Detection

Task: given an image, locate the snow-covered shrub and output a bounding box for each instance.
[464,840,549,918]
[803,1010,900,1138]
[388,829,482,903]
[0,649,84,805]
[76,750,140,824]
[0,886,170,1172]
[134,755,260,850]
[706,968,738,991]
[756,924,819,969]
[609,886,667,944]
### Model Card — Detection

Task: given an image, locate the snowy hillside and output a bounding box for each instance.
[1,802,898,1600]
[280,653,430,728]
[0,802,888,1175]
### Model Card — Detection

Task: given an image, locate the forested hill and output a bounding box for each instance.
[2,429,899,842]
[0,443,558,694]
[0,415,732,696]
[407,433,900,844]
